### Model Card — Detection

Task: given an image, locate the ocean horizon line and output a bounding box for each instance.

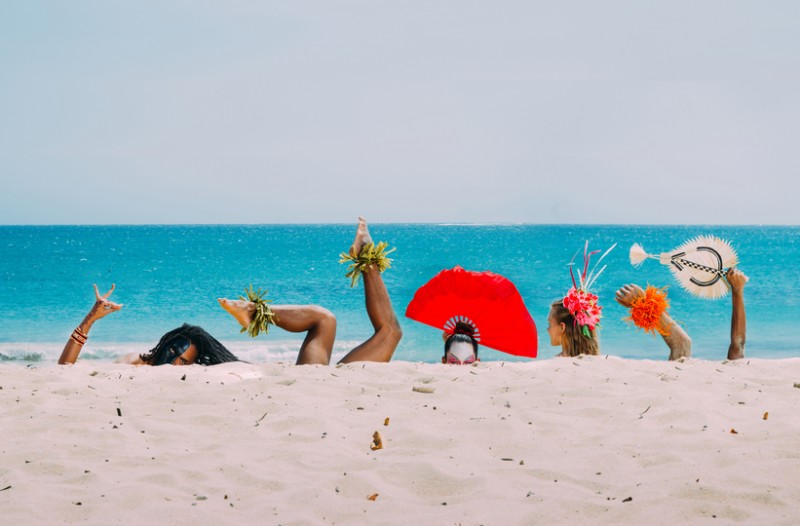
[1,222,797,228]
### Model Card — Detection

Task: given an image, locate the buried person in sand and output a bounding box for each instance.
[614,268,748,361]
[441,322,480,365]
[58,218,402,366]
[545,242,617,358]
[57,284,237,366]
[546,293,602,358]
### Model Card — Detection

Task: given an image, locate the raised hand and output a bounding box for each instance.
[59,284,123,364]
[615,283,645,308]
[87,283,123,322]
[726,268,748,293]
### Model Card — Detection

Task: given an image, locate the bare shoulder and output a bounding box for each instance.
[115,352,146,365]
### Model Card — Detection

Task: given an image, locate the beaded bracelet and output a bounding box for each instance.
[70,327,88,345]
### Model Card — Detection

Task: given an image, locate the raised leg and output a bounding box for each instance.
[339,267,402,363]
[218,298,336,365]
[338,217,402,363]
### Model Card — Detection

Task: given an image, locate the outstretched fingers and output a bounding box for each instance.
[94,283,116,300]
[104,300,124,312]
[92,284,123,316]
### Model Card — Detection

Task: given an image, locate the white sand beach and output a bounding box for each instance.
[2,356,799,525]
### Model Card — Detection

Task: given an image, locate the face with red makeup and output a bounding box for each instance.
[442,332,479,365]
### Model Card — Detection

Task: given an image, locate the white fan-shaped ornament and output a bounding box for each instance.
[444,315,482,342]
[629,236,740,299]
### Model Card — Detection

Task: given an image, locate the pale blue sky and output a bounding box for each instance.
[1,1,798,224]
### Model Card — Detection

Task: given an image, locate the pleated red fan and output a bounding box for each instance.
[405,266,538,358]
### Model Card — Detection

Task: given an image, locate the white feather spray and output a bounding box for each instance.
[628,236,741,299]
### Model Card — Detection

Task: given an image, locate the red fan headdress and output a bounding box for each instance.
[405,266,538,358]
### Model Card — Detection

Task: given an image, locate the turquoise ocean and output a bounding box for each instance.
[1,224,798,364]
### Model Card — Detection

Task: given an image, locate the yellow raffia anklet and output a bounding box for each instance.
[339,241,395,287]
[240,285,276,337]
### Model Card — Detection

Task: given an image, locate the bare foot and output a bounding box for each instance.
[217,298,255,328]
[349,216,373,257]
[615,284,645,308]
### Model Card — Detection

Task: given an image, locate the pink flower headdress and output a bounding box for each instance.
[563,241,616,338]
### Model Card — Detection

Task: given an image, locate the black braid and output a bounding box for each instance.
[140,324,239,366]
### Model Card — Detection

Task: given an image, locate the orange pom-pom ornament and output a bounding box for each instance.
[628,286,670,336]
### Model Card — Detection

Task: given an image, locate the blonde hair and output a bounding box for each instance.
[549,300,600,356]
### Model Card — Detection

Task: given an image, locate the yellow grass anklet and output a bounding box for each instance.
[240,285,276,337]
[339,241,395,287]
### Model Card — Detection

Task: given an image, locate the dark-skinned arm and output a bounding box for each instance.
[58,284,123,364]
[726,269,748,360]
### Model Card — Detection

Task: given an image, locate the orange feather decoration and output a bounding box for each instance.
[628,286,670,336]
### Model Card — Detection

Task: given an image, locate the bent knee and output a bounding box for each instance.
[310,306,337,329]
[382,322,402,345]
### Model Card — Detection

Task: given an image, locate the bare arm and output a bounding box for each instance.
[615,284,692,361]
[115,352,145,365]
[58,284,123,365]
[726,268,747,360]
[659,312,692,361]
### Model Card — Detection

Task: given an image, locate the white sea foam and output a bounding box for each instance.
[0,340,366,365]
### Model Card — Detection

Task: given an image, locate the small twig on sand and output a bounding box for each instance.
[255,412,268,426]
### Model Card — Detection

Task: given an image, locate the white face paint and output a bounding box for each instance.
[447,341,476,363]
